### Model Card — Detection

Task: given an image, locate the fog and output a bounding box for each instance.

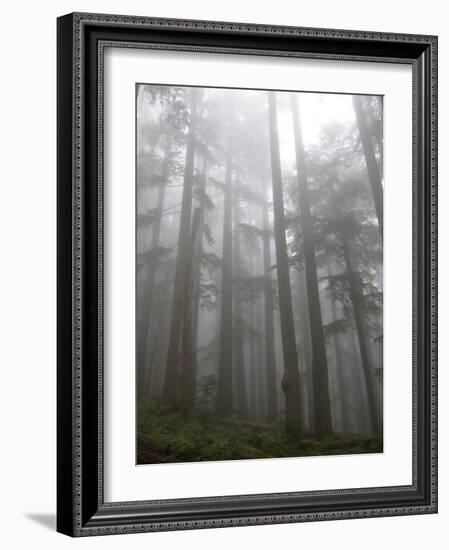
[136,84,383,452]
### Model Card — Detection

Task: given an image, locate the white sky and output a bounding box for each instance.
[138,85,362,173]
[280,91,355,144]
[276,91,356,170]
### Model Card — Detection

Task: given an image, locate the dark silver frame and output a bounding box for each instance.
[57,12,438,536]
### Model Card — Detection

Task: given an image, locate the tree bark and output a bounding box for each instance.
[349,326,369,433]
[179,208,202,415]
[246,219,258,420]
[262,180,279,420]
[340,228,380,434]
[291,93,333,438]
[233,184,249,418]
[353,95,383,240]
[326,264,351,433]
[142,303,165,398]
[215,132,234,416]
[248,283,259,420]
[267,91,302,436]
[137,149,169,401]
[163,88,199,407]
[256,294,266,420]
[296,268,315,432]
[191,155,208,400]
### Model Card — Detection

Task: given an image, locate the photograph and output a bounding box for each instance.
[135,84,384,465]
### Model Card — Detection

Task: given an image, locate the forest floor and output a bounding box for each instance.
[137,401,383,464]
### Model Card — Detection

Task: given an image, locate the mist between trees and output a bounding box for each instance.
[136,84,383,463]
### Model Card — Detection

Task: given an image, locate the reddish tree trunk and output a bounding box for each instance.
[291,93,332,438]
[215,133,234,416]
[353,95,383,239]
[268,91,302,436]
[163,88,199,407]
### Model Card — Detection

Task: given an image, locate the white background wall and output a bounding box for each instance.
[0,0,446,547]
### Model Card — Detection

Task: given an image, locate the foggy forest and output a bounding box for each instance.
[136,84,383,464]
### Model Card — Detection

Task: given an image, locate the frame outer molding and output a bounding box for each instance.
[57,12,438,537]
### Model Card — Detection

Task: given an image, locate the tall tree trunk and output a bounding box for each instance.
[340,228,380,434]
[246,227,259,420]
[262,180,279,420]
[353,95,383,239]
[296,268,315,432]
[215,133,234,416]
[326,264,351,433]
[291,93,332,438]
[137,150,170,401]
[143,303,165,397]
[248,294,258,420]
[191,155,208,398]
[256,294,266,420]
[349,326,369,433]
[148,278,171,397]
[163,88,199,407]
[372,97,383,179]
[179,208,202,415]
[267,91,302,436]
[233,185,249,418]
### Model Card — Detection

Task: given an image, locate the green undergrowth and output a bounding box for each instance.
[137,400,382,464]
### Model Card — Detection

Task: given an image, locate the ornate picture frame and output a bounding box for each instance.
[57,12,437,536]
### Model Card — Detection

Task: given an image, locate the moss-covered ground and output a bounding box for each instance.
[137,401,382,464]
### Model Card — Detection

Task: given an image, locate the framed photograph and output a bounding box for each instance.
[57,12,437,536]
